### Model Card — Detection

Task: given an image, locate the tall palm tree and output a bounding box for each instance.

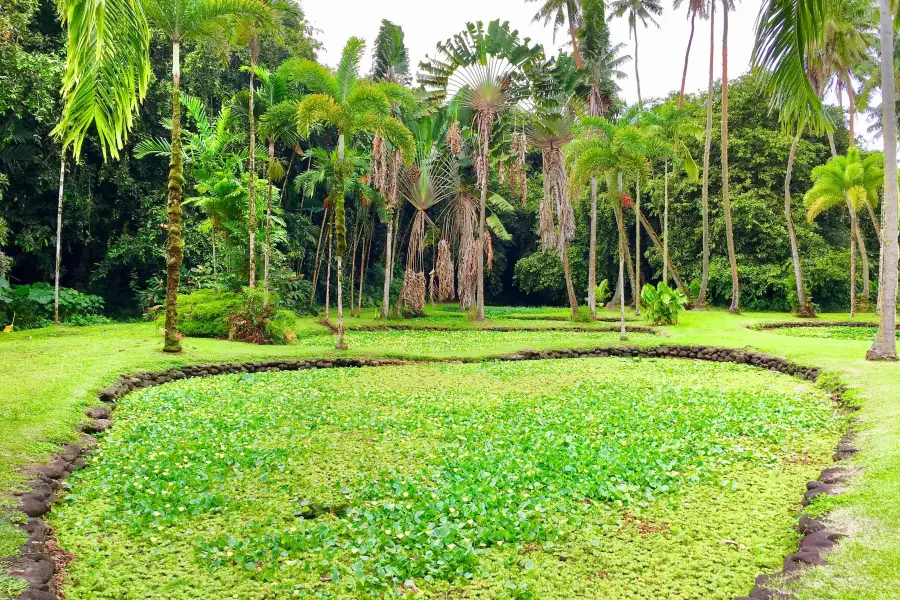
[805,148,884,318]
[287,38,415,349]
[579,0,629,316]
[143,0,271,352]
[420,20,543,320]
[256,62,303,293]
[371,19,412,317]
[528,0,584,68]
[675,0,709,107]
[610,0,663,106]
[720,0,739,313]
[696,0,714,307]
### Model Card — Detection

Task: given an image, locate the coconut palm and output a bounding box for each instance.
[805,148,884,318]
[527,0,584,68]
[719,0,740,313]
[675,0,709,107]
[610,0,663,106]
[696,0,715,307]
[420,19,543,320]
[286,37,415,349]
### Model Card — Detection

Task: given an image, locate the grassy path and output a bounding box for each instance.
[0,307,897,598]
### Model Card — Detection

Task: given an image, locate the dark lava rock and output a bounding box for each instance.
[98,386,119,402]
[60,444,81,461]
[800,531,844,552]
[17,589,57,600]
[71,457,87,470]
[82,418,113,433]
[18,495,49,518]
[784,551,828,572]
[796,515,825,534]
[819,467,852,484]
[19,557,55,585]
[35,459,68,480]
[85,406,110,420]
[803,482,841,505]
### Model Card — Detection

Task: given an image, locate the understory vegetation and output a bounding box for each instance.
[51,358,843,599]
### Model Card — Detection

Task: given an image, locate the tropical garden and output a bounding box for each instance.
[1,0,899,597]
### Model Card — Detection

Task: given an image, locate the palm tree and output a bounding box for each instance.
[720,0,739,313]
[371,19,412,318]
[287,37,415,349]
[784,122,816,316]
[675,0,709,107]
[805,148,884,318]
[610,0,663,106]
[528,0,584,69]
[420,20,543,320]
[256,63,303,293]
[579,0,630,316]
[696,0,714,307]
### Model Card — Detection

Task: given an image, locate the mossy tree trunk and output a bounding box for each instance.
[164,39,185,353]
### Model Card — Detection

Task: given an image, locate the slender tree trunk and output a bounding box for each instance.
[310,209,328,305]
[619,224,627,341]
[634,182,641,314]
[211,225,217,278]
[678,13,696,108]
[568,0,583,69]
[588,177,598,317]
[247,38,258,289]
[475,117,490,321]
[633,24,642,107]
[877,198,885,315]
[607,200,637,309]
[698,2,715,308]
[54,152,65,328]
[359,222,370,317]
[845,73,857,148]
[390,209,400,289]
[856,220,870,306]
[349,223,358,317]
[381,214,394,318]
[335,133,347,349]
[848,201,858,318]
[785,127,812,316]
[562,242,578,317]
[721,2,740,313]
[325,229,332,320]
[637,208,690,298]
[663,160,669,285]
[164,39,184,353]
[263,138,275,294]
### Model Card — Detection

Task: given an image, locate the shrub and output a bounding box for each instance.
[0,280,105,329]
[641,282,687,325]
[595,279,611,305]
[571,306,593,323]
[173,288,296,344]
[174,289,244,338]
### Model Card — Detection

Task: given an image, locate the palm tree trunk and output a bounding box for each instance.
[845,72,856,148]
[678,13,696,108]
[633,24,642,107]
[310,208,328,305]
[247,37,259,289]
[325,228,332,320]
[663,160,669,285]
[358,222,370,317]
[721,1,740,313]
[475,116,490,321]
[785,127,812,316]
[636,208,690,299]
[164,39,184,353]
[698,2,715,308]
[619,225,627,341]
[856,221,870,307]
[263,138,275,294]
[848,201,857,318]
[54,152,65,328]
[349,223,358,317]
[567,0,583,69]
[381,213,394,318]
[588,177,598,317]
[335,133,347,349]
[607,200,637,310]
[634,182,641,314]
[877,199,885,316]
[562,242,578,317]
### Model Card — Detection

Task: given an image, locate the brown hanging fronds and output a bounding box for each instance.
[483,231,494,270]
[435,238,455,301]
[447,120,463,156]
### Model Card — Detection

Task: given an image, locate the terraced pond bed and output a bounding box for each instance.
[51,358,845,599]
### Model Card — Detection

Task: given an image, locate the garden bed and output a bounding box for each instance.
[41,355,846,599]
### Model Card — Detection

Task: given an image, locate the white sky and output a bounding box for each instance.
[303,0,873,147]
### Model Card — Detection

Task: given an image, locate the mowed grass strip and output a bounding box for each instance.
[51,358,843,599]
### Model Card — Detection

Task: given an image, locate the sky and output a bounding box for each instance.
[302,0,873,147]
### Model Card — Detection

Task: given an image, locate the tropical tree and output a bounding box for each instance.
[527,0,584,68]
[372,19,411,83]
[675,0,709,107]
[579,0,630,316]
[610,0,663,106]
[696,0,715,307]
[720,0,739,313]
[286,37,416,349]
[805,148,883,318]
[420,19,543,320]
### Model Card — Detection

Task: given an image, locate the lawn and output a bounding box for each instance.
[51,359,842,599]
[1,306,899,599]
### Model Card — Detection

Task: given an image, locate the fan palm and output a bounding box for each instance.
[286,37,416,348]
[420,19,543,320]
[527,0,584,69]
[610,0,663,106]
[805,148,884,318]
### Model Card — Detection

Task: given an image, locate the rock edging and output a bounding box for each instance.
[3,347,856,600]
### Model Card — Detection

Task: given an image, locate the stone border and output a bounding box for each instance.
[3,346,857,600]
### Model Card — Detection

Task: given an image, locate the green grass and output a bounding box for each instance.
[772,325,886,341]
[51,359,842,599]
[1,306,899,599]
